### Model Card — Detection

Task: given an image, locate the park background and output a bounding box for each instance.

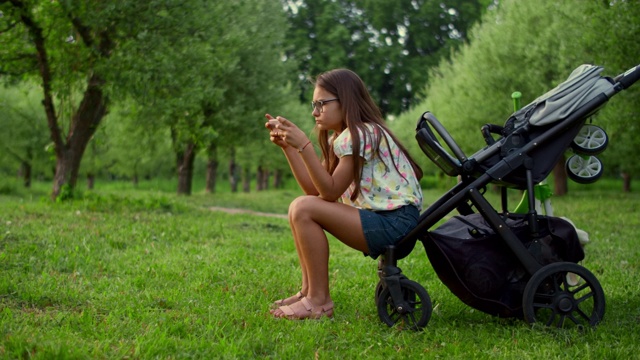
[1,0,639,358]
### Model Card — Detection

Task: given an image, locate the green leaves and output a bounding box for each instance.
[283,0,487,116]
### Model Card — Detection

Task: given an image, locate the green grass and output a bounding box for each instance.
[0,178,638,359]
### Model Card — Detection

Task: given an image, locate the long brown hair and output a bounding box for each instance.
[314,69,423,201]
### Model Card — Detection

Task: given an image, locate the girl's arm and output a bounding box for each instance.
[297,148,354,202]
[281,146,319,196]
[266,114,320,195]
[266,114,354,200]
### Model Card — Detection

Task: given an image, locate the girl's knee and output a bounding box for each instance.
[289,195,318,221]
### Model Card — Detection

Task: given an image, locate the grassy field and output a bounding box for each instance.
[0,178,638,359]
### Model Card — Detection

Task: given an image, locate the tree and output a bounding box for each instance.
[0,1,200,199]
[198,0,293,195]
[282,0,490,116]
[87,102,175,186]
[0,82,51,186]
[104,1,292,195]
[0,0,294,197]
[583,0,640,192]
[393,0,621,196]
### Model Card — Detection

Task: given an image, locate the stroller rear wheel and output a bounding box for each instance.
[377,279,432,330]
[522,262,605,328]
[565,155,603,184]
[571,124,608,155]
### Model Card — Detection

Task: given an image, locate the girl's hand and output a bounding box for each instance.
[269,115,310,151]
[265,114,288,149]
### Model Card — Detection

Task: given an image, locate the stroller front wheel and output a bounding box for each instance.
[374,280,384,304]
[522,262,605,328]
[377,279,432,330]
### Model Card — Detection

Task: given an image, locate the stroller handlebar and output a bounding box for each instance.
[419,112,468,162]
[616,64,640,90]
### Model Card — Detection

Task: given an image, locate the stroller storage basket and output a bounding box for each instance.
[422,213,583,318]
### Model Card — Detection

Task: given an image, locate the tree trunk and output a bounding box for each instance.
[229,148,239,193]
[205,143,218,194]
[261,167,270,190]
[52,147,86,200]
[256,165,266,191]
[176,141,196,195]
[50,74,108,200]
[20,160,32,188]
[552,155,568,196]
[242,166,251,193]
[274,169,283,189]
[87,173,95,190]
[622,172,631,192]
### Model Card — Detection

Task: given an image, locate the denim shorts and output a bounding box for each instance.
[359,205,420,259]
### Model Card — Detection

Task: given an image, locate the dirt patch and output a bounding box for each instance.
[209,206,288,220]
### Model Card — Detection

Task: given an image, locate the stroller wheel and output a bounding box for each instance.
[522,262,605,328]
[377,279,432,330]
[571,124,608,155]
[374,280,384,305]
[565,155,603,184]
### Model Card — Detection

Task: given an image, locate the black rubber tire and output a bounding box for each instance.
[376,279,432,330]
[374,280,384,305]
[522,262,605,328]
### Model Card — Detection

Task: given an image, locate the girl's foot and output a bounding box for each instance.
[269,291,304,313]
[274,297,334,320]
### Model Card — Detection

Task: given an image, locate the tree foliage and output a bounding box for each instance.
[0,0,292,196]
[584,0,640,180]
[392,0,640,192]
[0,82,52,185]
[282,0,490,116]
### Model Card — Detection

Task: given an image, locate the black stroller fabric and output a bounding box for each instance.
[422,213,584,318]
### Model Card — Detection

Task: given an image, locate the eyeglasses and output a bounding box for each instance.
[311,98,339,113]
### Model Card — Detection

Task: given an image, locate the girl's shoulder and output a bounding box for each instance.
[335,122,386,148]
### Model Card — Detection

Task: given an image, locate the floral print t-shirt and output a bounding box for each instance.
[333,124,423,211]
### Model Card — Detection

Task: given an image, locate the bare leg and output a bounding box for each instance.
[273,195,368,317]
[290,208,309,296]
[271,209,309,308]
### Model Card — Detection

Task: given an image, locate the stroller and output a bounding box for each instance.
[375,64,640,330]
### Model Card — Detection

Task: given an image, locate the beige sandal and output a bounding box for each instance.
[270,291,305,314]
[276,297,334,320]
[271,291,304,309]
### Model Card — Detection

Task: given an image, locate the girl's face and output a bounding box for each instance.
[312,86,343,133]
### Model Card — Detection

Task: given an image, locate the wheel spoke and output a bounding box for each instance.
[575,291,595,305]
[569,281,589,294]
[574,306,592,323]
[533,301,554,309]
[545,312,558,326]
[390,308,400,322]
[404,312,417,327]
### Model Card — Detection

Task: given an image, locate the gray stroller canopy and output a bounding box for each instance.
[511,65,613,128]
